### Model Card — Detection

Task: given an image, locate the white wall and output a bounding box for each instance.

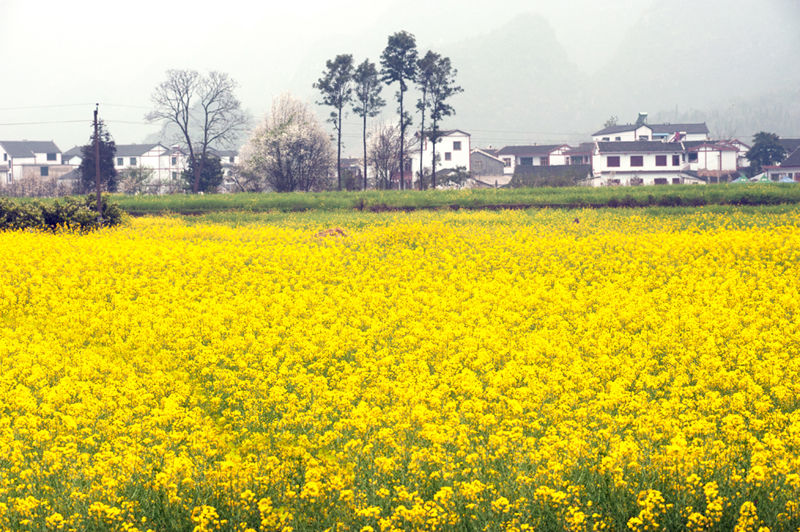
[593,151,684,173]
[409,132,470,181]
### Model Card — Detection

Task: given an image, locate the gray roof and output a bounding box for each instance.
[63,146,83,159]
[778,138,800,155]
[592,122,708,137]
[496,144,566,156]
[115,144,163,157]
[597,141,685,153]
[780,147,800,168]
[208,148,238,158]
[592,124,644,136]
[649,123,709,135]
[565,142,595,154]
[0,140,61,158]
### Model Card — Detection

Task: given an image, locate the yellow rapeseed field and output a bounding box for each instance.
[1,208,799,531]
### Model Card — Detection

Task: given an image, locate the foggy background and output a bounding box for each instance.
[1,0,798,153]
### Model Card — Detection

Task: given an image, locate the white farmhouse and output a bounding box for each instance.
[407,130,471,184]
[495,144,570,175]
[684,141,739,181]
[588,141,706,186]
[0,140,72,185]
[114,144,187,183]
[592,113,709,143]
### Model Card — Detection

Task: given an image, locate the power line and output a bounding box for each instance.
[0,103,95,111]
[0,120,89,126]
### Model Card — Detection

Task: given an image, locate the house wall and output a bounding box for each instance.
[592,151,684,173]
[691,148,737,173]
[470,152,504,177]
[585,172,705,187]
[409,133,471,181]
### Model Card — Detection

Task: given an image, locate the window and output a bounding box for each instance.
[172,172,177,179]
[615,136,621,141]
[502,157,511,167]
[540,156,549,166]
[445,152,452,161]
[3,153,6,161]
[638,136,650,141]
[453,141,462,151]
[40,166,49,177]
[630,155,644,167]
[229,156,235,163]
[672,155,680,166]
[655,155,667,167]
[607,156,620,167]
[520,157,533,166]
[130,157,137,165]
[47,153,57,161]
[602,137,610,141]
[672,178,681,185]
[654,178,668,185]
[171,157,177,165]
[116,157,123,166]
[688,153,698,163]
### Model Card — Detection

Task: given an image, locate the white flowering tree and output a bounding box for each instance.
[241,94,333,192]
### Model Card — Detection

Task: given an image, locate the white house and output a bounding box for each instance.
[62,146,83,167]
[684,141,738,180]
[407,129,471,184]
[588,141,706,186]
[0,140,72,185]
[114,144,187,185]
[592,114,709,143]
[495,144,570,175]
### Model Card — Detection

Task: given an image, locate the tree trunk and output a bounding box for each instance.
[337,106,343,191]
[362,113,368,190]
[399,91,404,190]
[419,96,425,191]
[431,123,437,189]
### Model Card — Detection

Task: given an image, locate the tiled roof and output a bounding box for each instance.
[592,122,708,136]
[778,138,800,155]
[115,144,163,157]
[0,140,61,158]
[780,147,800,168]
[496,144,566,156]
[597,141,684,153]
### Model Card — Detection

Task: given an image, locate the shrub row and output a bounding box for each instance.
[0,194,124,231]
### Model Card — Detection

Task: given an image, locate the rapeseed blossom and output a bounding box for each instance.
[1,208,799,530]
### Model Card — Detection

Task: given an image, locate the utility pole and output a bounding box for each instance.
[94,104,102,223]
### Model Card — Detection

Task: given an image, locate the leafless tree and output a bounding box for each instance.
[368,123,403,190]
[147,69,248,193]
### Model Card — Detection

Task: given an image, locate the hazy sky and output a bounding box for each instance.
[0,0,656,151]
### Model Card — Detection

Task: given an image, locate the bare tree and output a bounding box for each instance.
[368,123,403,190]
[147,69,248,193]
[241,94,333,192]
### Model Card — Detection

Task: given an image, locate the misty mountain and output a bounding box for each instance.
[591,0,800,136]
[441,13,588,147]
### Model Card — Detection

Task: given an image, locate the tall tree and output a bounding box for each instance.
[380,31,418,190]
[314,54,354,191]
[351,59,385,190]
[79,120,118,193]
[427,56,463,188]
[147,69,248,194]
[415,50,439,189]
[746,131,786,176]
[368,124,402,190]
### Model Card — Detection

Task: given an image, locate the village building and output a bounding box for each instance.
[495,144,570,175]
[587,141,706,186]
[0,140,73,184]
[765,146,800,182]
[407,129,471,185]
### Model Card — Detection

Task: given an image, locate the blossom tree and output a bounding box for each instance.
[241,94,333,192]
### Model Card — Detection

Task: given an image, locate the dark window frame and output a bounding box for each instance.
[630,155,644,167]
[655,155,667,167]
[607,156,620,167]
